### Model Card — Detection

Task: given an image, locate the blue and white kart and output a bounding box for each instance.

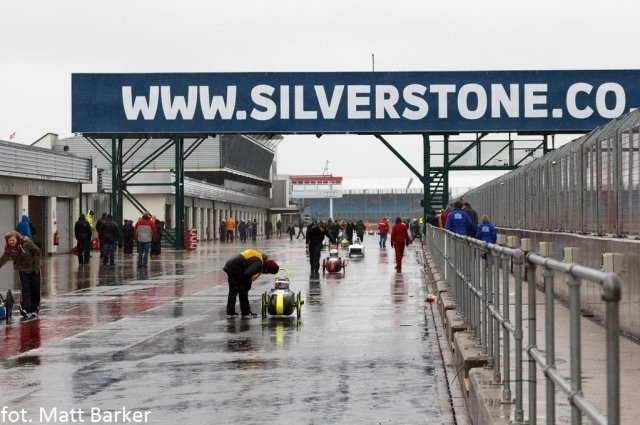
[348,237,365,258]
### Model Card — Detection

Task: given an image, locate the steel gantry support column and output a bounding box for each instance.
[442,134,450,208]
[110,137,124,230]
[423,134,430,222]
[174,137,185,249]
[87,135,197,250]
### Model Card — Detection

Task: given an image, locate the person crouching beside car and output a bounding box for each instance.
[223,249,279,318]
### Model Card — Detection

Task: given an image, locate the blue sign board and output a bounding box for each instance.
[72,71,640,134]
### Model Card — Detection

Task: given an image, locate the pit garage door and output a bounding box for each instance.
[56,198,72,253]
[0,197,17,292]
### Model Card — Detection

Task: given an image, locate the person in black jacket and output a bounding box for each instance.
[462,202,479,236]
[98,214,120,266]
[95,212,108,260]
[150,218,164,256]
[74,215,92,264]
[223,249,279,318]
[305,220,336,278]
[345,221,354,245]
[122,220,135,255]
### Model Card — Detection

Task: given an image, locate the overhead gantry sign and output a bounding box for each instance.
[72,70,640,135]
[71,70,640,244]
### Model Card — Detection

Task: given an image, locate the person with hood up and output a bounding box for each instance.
[122,219,135,255]
[98,214,120,266]
[16,215,33,239]
[85,210,96,233]
[223,249,279,318]
[390,217,411,272]
[74,214,92,264]
[0,230,42,319]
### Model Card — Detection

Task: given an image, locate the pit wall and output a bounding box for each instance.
[500,228,640,339]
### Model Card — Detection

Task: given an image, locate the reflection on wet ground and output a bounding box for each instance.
[0,238,464,424]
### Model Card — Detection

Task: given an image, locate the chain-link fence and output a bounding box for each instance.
[463,109,640,237]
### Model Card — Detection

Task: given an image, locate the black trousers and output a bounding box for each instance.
[309,243,323,273]
[226,273,252,315]
[19,271,41,314]
[77,239,91,264]
[123,237,134,254]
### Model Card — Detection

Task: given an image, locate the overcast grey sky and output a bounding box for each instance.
[2,0,639,189]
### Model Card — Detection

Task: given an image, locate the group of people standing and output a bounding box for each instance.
[220,218,260,243]
[301,216,413,275]
[73,211,163,268]
[442,200,497,244]
[220,218,289,242]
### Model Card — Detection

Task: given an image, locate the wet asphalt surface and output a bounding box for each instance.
[0,235,463,425]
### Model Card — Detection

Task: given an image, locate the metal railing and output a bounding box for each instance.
[426,226,621,425]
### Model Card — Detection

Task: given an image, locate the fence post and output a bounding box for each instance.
[492,243,501,382]
[522,238,537,424]
[502,243,511,402]
[513,248,524,423]
[541,242,557,424]
[482,242,490,355]
[602,253,622,425]
[564,247,582,423]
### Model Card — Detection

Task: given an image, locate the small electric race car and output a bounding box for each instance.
[0,289,14,324]
[322,245,346,275]
[349,238,364,258]
[0,288,37,323]
[347,237,365,258]
[261,269,304,319]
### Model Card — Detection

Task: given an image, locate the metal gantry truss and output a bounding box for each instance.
[84,135,207,249]
[375,132,556,221]
[84,131,556,249]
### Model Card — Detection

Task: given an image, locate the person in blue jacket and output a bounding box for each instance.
[16,215,33,239]
[444,200,474,236]
[476,214,497,244]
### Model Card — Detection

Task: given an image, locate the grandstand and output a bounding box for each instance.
[300,188,424,221]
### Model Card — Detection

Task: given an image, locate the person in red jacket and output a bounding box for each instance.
[134,212,157,268]
[377,217,390,248]
[390,216,411,272]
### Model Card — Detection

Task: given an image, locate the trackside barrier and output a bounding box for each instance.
[425,226,621,425]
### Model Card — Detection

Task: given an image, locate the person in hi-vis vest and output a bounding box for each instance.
[223,249,279,318]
